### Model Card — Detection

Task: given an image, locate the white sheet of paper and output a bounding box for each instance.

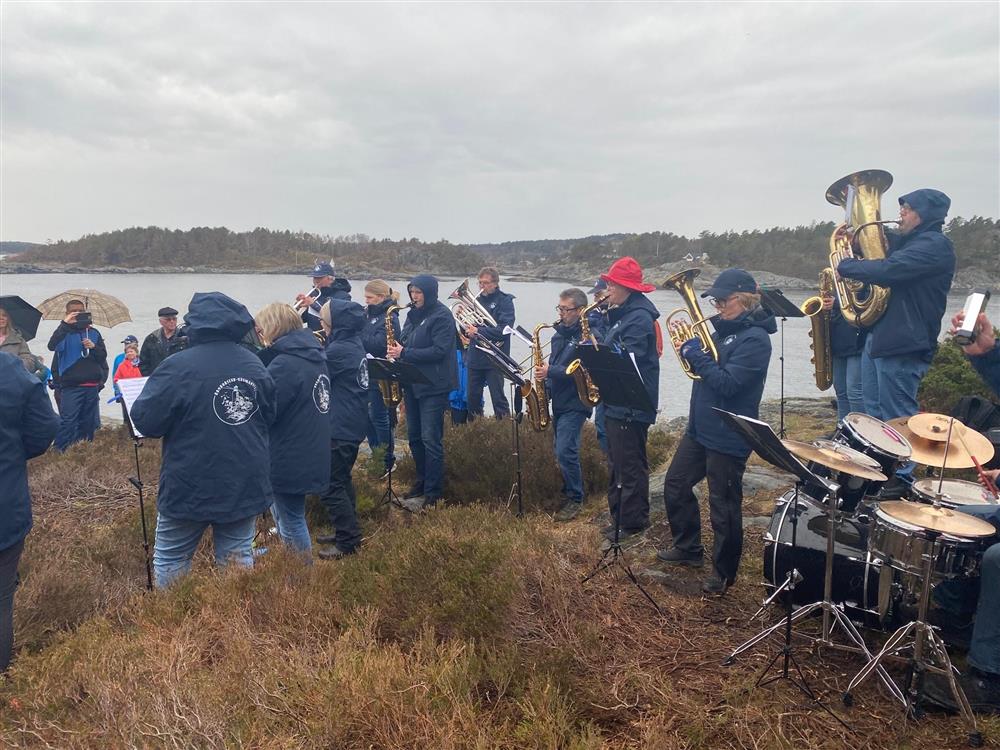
[117,376,149,438]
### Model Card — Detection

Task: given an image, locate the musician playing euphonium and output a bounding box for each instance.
[660,269,775,595]
[362,280,402,477]
[597,257,661,543]
[463,267,516,419]
[533,288,594,522]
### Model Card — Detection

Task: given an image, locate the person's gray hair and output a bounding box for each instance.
[478,266,500,283]
[560,288,588,309]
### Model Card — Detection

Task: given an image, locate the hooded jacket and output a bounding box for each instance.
[682,307,777,459]
[547,319,594,416]
[361,298,403,358]
[302,279,351,332]
[465,287,516,371]
[0,352,59,552]
[323,299,370,443]
[131,292,277,523]
[600,292,661,424]
[399,275,458,398]
[266,328,332,495]
[838,189,955,360]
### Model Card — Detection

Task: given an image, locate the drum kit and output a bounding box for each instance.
[746,411,998,745]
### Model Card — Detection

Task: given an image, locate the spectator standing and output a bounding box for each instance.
[139,307,186,376]
[47,300,108,451]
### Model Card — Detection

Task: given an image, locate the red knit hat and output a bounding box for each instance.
[600,256,656,293]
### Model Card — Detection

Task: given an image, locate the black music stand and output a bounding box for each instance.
[367,357,431,513]
[118,388,154,591]
[576,346,660,612]
[760,288,805,438]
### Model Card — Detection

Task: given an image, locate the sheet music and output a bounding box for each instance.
[117,376,149,438]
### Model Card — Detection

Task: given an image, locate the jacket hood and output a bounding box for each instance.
[270,327,325,364]
[899,189,950,227]
[324,299,366,334]
[367,298,396,317]
[408,274,440,306]
[331,278,352,295]
[183,292,255,344]
[714,305,777,337]
[623,291,661,321]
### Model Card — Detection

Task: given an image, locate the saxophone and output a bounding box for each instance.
[802,269,834,391]
[523,322,553,431]
[379,304,404,408]
[566,310,602,407]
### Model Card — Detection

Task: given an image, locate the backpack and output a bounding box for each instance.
[951,395,1000,469]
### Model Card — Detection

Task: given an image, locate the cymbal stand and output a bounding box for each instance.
[843,529,982,747]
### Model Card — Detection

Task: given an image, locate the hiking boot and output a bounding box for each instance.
[702,574,734,595]
[400,495,426,512]
[921,667,1000,716]
[403,484,424,499]
[318,544,356,561]
[555,501,582,522]
[656,547,704,568]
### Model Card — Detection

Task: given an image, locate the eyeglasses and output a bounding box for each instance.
[709,296,733,309]
[556,305,581,313]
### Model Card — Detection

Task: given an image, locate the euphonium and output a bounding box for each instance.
[379,303,406,408]
[660,269,718,380]
[449,279,498,329]
[523,321,553,431]
[826,169,898,328]
[801,269,834,391]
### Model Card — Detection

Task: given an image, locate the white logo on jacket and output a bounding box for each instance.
[213,377,259,425]
[723,335,736,346]
[313,374,331,413]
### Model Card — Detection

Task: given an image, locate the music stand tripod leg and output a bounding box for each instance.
[506,381,524,518]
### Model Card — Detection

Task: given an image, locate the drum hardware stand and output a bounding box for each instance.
[843,529,982,748]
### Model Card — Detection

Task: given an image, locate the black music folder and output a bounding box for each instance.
[367,357,431,388]
[578,346,654,413]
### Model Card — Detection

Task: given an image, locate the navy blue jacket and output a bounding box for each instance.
[547,320,594,416]
[829,298,867,358]
[969,343,1000,397]
[302,280,350,331]
[600,293,660,424]
[0,352,59,552]
[324,300,370,443]
[838,189,955,360]
[399,275,458,398]
[465,288,516,371]
[131,292,277,523]
[682,307,777,459]
[361,299,402,358]
[265,328,332,495]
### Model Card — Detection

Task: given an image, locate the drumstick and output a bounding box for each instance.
[952,423,1000,501]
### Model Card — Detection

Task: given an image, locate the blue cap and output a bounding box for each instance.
[121,334,139,344]
[311,261,335,277]
[586,279,608,295]
[701,268,758,299]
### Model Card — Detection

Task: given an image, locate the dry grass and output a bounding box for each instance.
[0,426,995,748]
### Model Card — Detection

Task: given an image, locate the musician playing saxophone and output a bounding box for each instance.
[533,288,594,522]
[361,280,402,477]
[660,269,775,595]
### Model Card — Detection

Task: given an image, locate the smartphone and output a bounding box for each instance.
[953,289,991,346]
[74,311,93,329]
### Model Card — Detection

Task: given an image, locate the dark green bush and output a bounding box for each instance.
[918,336,997,414]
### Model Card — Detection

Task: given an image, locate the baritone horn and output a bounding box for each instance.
[826,169,898,328]
[661,269,718,381]
[449,279,498,329]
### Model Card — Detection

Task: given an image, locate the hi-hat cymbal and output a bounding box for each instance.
[879,500,997,538]
[782,439,887,480]
[887,417,994,469]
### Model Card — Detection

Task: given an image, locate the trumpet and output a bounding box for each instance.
[661,269,718,380]
[292,286,322,312]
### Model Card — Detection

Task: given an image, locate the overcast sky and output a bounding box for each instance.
[1,2,997,245]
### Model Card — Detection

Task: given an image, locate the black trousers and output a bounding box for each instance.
[319,440,362,552]
[605,417,650,532]
[467,367,510,418]
[663,434,747,582]
[0,539,23,673]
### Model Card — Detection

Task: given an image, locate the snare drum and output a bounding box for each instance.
[824,413,913,512]
[910,478,999,510]
[868,506,982,580]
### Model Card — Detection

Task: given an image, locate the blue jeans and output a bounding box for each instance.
[0,540,24,673]
[55,385,99,451]
[405,390,448,501]
[832,354,864,421]
[553,410,587,502]
[153,513,257,588]
[366,387,395,470]
[270,493,312,555]
[860,337,930,422]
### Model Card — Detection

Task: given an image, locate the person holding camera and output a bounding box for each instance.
[139,306,186,376]
[47,299,108,452]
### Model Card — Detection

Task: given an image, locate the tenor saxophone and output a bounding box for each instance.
[802,269,834,391]
[523,322,553,431]
[379,304,405,408]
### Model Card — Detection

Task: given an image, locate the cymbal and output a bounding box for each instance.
[908,413,971,442]
[879,500,997,538]
[782,439,887,480]
[887,417,994,469]
[811,438,883,468]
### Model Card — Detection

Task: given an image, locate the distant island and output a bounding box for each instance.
[3,217,998,290]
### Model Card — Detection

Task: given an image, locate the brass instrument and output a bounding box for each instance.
[564,293,607,407]
[379,303,407,408]
[660,269,719,380]
[523,322,553,431]
[826,169,898,327]
[578,291,610,347]
[449,279,498,329]
[802,268,834,391]
[292,286,322,312]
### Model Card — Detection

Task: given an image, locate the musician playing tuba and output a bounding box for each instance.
[361,280,403,478]
[660,269,775,595]
[533,288,595,522]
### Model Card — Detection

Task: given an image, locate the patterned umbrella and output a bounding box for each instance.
[36,288,132,328]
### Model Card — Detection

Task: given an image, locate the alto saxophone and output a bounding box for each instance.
[523,322,553,431]
[379,304,404,408]
[801,269,834,391]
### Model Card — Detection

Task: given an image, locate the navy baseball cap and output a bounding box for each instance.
[586,279,608,295]
[121,334,139,344]
[311,262,335,277]
[701,269,758,299]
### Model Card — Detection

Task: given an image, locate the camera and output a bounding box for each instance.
[73,312,93,329]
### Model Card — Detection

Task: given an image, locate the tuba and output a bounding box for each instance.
[449,279,498,329]
[523,322,553,431]
[379,303,407,408]
[660,269,718,381]
[826,169,898,328]
[801,269,834,391]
